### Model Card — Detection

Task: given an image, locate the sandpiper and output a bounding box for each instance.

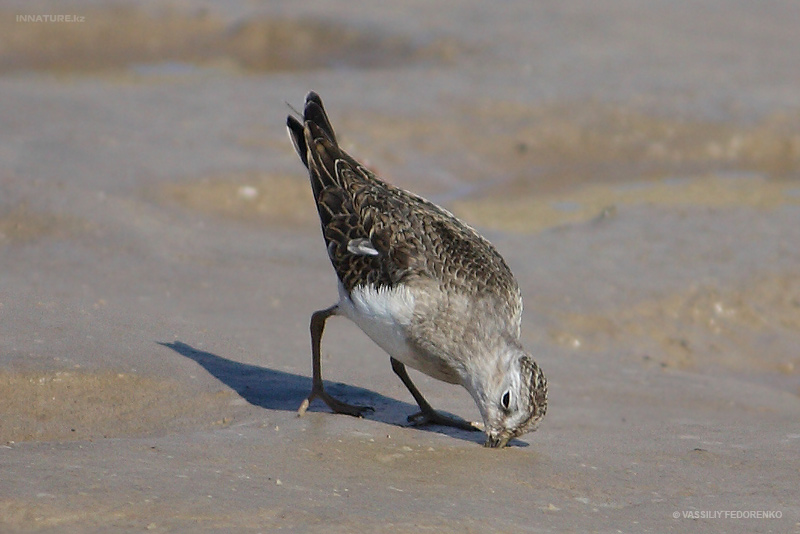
[287,92,547,447]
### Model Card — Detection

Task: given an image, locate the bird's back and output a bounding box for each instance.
[287,92,522,330]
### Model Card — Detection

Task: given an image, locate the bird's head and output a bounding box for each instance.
[468,347,547,448]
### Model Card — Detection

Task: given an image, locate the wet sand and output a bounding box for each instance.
[1,1,799,532]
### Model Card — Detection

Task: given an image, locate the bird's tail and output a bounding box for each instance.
[286,91,346,201]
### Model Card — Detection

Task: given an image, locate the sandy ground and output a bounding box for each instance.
[1,1,799,532]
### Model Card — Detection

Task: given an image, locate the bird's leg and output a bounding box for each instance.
[390,358,482,431]
[298,305,374,418]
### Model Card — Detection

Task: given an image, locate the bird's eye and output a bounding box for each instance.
[501,390,511,411]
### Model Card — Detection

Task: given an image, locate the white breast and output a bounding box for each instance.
[338,282,417,365]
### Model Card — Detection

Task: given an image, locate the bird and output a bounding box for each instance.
[286,92,547,448]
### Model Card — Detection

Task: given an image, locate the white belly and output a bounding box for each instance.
[337,282,460,384]
[338,282,417,362]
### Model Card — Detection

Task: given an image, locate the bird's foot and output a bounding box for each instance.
[297,387,374,418]
[407,409,482,432]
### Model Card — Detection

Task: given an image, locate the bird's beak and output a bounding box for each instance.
[483,433,511,448]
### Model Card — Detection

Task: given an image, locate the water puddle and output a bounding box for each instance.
[158,171,315,226]
[453,174,800,233]
[0,370,236,443]
[0,6,458,77]
[0,205,89,244]
[550,275,800,393]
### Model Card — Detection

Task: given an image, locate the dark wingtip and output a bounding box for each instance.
[305,91,323,107]
[303,92,337,144]
[286,114,303,134]
[286,114,308,167]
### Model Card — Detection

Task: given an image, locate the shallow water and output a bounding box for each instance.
[1,1,799,532]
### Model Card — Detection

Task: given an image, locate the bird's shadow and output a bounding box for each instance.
[158,341,490,445]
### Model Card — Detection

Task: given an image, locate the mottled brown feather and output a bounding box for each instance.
[287,92,522,327]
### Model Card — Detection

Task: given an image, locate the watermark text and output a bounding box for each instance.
[674,510,782,520]
[16,14,85,23]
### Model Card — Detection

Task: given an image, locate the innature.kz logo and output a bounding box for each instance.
[16,14,86,23]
